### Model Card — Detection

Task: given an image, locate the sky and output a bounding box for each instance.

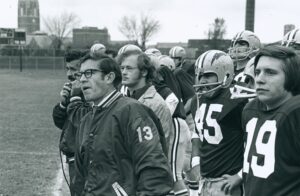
[0,0,300,45]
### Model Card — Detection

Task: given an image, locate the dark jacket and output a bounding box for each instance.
[68,91,173,196]
[52,98,90,157]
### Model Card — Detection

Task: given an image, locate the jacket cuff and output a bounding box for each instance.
[70,96,82,103]
[59,102,67,109]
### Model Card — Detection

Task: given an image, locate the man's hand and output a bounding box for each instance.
[60,82,72,104]
[70,80,82,97]
[220,174,242,195]
[187,164,201,181]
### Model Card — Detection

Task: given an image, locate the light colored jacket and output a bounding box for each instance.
[138,85,173,151]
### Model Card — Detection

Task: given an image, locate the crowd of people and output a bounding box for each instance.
[52,29,300,196]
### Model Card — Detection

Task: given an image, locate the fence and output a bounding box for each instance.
[0,56,65,70]
[0,47,66,57]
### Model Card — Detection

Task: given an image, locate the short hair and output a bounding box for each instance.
[254,45,300,95]
[65,50,88,63]
[117,52,156,82]
[136,53,156,82]
[80,54,122,88]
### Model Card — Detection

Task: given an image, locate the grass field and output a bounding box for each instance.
[0,69,69,196]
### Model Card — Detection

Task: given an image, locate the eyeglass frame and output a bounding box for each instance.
[75,69,104,79]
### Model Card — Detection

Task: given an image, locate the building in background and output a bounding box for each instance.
[72,27,110,49]
[18,0,40,34]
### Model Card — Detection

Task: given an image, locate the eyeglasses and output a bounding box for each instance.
[75,69,103,79]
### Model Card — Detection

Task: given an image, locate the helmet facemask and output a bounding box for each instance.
[228,40,259,62]
[228,31,261,63]
[194,72,231,99]
[194,50,234,99]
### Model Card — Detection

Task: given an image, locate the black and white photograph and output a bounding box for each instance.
[0,0,300,195]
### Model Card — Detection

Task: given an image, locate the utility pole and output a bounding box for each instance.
[245,0,255,32]
[19,40,23,72]
[14,29,26,72]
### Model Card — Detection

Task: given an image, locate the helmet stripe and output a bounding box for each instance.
[283,31,292,46]
[237,31,244,40]
[286,29,297,46]
[288,29,296,41]
[232,31,244,46]
[173,47,178,57]
[292,29,299,40]
[200,51,210,69]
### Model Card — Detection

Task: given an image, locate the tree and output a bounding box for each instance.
[43,12,80,50]
[118,14,160,50]
[207,17,227,40]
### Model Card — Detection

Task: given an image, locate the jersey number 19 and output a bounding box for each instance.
[243,118,277,178]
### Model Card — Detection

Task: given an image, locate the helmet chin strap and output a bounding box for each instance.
[194,74,229,97]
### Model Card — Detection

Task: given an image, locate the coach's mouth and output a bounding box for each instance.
[82,86,91,91]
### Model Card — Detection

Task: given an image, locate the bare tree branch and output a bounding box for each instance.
[207,17,227,40]
[43,11,80,49]
[118,14,160,50]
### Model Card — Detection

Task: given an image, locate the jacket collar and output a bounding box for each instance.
[92,90,122,109]
[139,85,157,99]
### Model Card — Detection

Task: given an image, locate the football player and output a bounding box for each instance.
[90,43,106,57]
[228,30,261,81]
[156,55,191,196]
[169,46,197,194]
[191,50,247,196]
[145,47,162,56]
[159,55,176,71]
[117,44,142,56]
[169,46,195,79]
[242,45,300,196]
[281,28,300,53]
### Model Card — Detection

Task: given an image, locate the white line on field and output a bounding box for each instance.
[52,155,68,196]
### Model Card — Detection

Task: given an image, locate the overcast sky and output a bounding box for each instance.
[0,0,299,44]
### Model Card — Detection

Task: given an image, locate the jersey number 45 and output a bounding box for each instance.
[194,104,223,145]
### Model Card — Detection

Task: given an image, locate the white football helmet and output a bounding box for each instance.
[145,48,162,56]
[90,43,106,57]
[117,44,142,55]
[169,46,186,59]
[158,55,175,71]
[194,50,234,96]
[230,57,256,99]
[228,30,261,61]
[281,29,300,49]
[146,53,160,70]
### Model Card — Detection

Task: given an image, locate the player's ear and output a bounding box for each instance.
[141,69,148,77]
[105,72,115,84]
